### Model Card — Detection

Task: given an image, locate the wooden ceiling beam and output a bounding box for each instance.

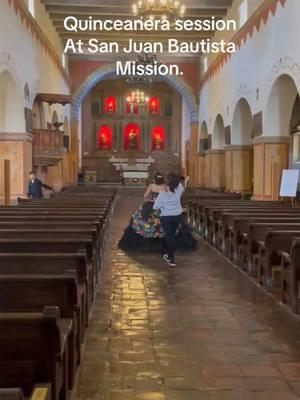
[45,5,228,16]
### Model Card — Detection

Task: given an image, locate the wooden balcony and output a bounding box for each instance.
[33,129,64,167]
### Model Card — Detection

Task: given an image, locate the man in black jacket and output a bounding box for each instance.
[28,171,53,198]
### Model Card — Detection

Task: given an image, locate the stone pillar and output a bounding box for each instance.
[0,132,33,199]
[224,145,252,193]
[205,149,225,190]
[252,136,289,200]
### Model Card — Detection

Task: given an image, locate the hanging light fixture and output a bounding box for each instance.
[132,0,186,21]
[126,89,150,105]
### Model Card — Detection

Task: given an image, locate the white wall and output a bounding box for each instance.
[0,0,70,132]
[199,0,300,146]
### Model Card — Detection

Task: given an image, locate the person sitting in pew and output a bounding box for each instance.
[27,171,53,199]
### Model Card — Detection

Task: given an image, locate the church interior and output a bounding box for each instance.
[2,0,300,399]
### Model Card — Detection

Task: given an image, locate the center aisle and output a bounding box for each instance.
[73,194,300,400]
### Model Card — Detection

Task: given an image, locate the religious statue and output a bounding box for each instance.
[99,132,109,149]
[128,129,137,149]
[153,132,162,150]
[108,101,114,112]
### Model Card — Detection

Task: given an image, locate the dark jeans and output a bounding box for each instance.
[160,215,182,262]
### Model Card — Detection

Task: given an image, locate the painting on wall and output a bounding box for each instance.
[98,125,112,150]
[124,123,140,150]
[151,126,165,150]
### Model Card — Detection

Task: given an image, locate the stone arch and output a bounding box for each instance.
[212,114,225,149]
[231,98,253,145]
[72,63,199,122]
[264,74,299,137]
[0,70,24,132]
[199,120,208,155]
[200,120,208,139]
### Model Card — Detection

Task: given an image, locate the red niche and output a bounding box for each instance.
[126,101,139,115]
[104,96,117,113]
[148,97,160,115]
[124,123,140,150]
[98,125,112,150]
[152,126,165,150]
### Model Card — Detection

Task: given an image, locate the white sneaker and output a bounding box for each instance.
[163,254,171,264]
[163,254,176,268]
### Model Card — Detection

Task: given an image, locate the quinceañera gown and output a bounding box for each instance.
[118,191,197,253]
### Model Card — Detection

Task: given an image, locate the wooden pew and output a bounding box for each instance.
[242,224,300,278]
[0,273,80,389]
[0,228,99,280]
[0,307,70,400]
[0,252,90,339]
[258,230,300,290]
[0,384,51,400]
[0,238,95,310]
[281,238,300,313]
[222,215,300,262]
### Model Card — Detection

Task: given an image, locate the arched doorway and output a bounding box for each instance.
[212,114,225,150]
[232,98,253,145]
[206,115,226,189]
[227,98,254,193]
[199,121,209,155]
[71,64,199,183]
[253,74,299,200]
[264,74,299,137]
[0,70,24,132]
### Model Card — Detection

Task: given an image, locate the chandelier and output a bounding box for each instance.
[132,0,186,21]
[126,54,160,86]
[126,90,150,105]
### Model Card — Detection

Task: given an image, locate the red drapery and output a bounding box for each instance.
[104,96,117,113]
[148,97,160,115]
[124,123,140,150]
[98,125,112,150]
[151,126,165,150]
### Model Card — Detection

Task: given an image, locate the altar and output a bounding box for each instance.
[109,155,155,185]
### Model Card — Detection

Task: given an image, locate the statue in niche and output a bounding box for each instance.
[99,132,109,149]
[108,101,114,112]
[128,129,138,149]
[153,132,162,150]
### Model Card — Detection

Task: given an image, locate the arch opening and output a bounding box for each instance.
[0,70,24,132]
[264,74,299,137]
[199,120,208,155]
[231,98,253,145]
[72,64,198,123]
[212,114,225,150]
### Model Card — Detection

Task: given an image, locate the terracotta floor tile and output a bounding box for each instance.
[71,193,300,400]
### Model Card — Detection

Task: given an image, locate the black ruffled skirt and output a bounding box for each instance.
[118,217,198,253]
